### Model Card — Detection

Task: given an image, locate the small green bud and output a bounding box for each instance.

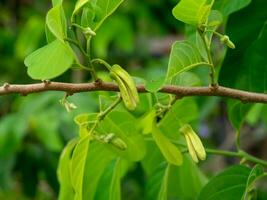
[180,124,206,163]
[220,35,235,49]
[83,27,96,37]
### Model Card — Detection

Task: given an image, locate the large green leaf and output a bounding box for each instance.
[94,159,124,200]
[80,0,124,31]
[197,165,263,200]
[81,142,115,200]
[166,41,210,82]
[213,0,251,16]
[58,139,78,200]
[46,4,67,42]
[151,125,183,166]
[144,154,207,200]
[25,39,74,80]
[172,0,214,26]
[98,110,146,161]
[70,135,91,200]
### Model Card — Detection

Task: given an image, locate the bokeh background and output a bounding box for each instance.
[1,0,267,199]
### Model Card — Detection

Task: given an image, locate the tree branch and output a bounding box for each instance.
[0,81,267,103]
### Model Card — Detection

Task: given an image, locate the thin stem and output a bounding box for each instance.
[98,96,122,120]
[236,130,241,150]
[91,58,112,71]
[85,36,98,81]
[206,148,267,167]
[198,29,217,87]
[88,96,122,133]
[206,148,242,158]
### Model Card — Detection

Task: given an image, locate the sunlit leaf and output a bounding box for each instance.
[151,125,183,166]
[46,3,67,42]
[166,41,210,82]
[80,0,124,31]
[172,0,214,26]
[25,39,74,80]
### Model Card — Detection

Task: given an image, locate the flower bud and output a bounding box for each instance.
[180,124,206,163]
[110,65,139,110]
[220,35,235,49]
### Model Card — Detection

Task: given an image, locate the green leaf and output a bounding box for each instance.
[74,113,98,137]
[73,0,89,16]
[213,0,251,16]
[243,165,264,199]
[94,159,123,200]
[25,39,74,80]
[197,165,257,200]
[80,0,124,32]
[166,41,210,82]
[58,138,78,200]
[144,155,207,200]
[144,76,165,93]
[99,110,146,161]
[227,100,252,130]
[81,142,115,199]
[151,125,183,166]
[172,0,214,26]
[46,4,67,42]
[70,135,91,200]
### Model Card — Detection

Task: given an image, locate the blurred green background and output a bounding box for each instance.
[1,0,267,199]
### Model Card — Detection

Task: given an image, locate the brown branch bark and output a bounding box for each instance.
[0,81,267,103]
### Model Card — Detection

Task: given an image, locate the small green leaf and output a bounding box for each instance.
[80,0,124,32]
[58,138,78,200]
[166,41,210,82]
[151,125,183,166]
[172,0,214,26]
[198,165,257,200]
[25,39,74,80]
[46,4,67,42]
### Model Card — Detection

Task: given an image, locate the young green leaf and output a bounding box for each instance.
[46,3,67,42]
[172,0,214,26]
[25,39,74,80]
[80,0,124,32]
[166,41,210,82]
[151,125,183,166]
